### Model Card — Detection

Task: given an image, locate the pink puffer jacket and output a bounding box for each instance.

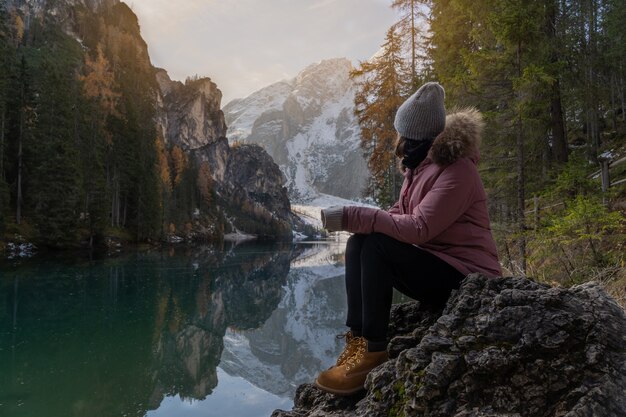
[343,109,501,277]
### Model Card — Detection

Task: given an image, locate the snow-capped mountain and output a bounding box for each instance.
[223,58,369,202]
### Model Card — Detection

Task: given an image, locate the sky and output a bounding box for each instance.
[129,0,398,105]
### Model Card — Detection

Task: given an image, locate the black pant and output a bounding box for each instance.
[345,233,464,351]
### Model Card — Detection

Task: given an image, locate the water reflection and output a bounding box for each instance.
[221,242,347,396]
[0,242,348,417]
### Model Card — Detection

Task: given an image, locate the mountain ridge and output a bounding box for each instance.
[224,58,370,202]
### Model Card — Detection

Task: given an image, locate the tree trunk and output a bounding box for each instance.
[550,79,568,163]
[610,73,617,131]
[411,0,416,88]
[542,138,550,178]
[516,40,526,275]
[619,61,626,132]
[0,108,5,178]
[136,193,141,241]
[533,195,539,229]
[110,167,116,227]
[16,113,23,225]
[122,193,127,227]
[517,119,526,274]
[589,0,600,158]
[110,190,113,228]
[547,0,568,163]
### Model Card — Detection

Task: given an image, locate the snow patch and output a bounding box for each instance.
[223,58,369,202]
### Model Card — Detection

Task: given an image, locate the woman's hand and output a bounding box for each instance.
[321,206,344,232]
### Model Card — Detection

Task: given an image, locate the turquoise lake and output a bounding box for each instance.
[0,241,350,417]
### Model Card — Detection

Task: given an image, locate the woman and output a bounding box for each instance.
[315,82,501,396]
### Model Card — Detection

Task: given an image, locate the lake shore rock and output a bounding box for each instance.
[272,274,626,417]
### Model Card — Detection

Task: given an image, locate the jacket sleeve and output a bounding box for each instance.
[343,160,476,245]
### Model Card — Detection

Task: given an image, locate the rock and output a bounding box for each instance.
[156,69,227,151]
[5,240,37,259]
[189,139,294,239]
[272,274,626,417]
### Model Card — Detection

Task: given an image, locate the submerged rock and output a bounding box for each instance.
[272,274,626,417]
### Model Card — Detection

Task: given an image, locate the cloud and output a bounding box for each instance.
[130,0,398,104]
[307,0,341,10]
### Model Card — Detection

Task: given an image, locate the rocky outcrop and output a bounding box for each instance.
[155,68,293,239]
[224,143,292,233]
[223,58,369,202]
[156,69,227,151]
[186,138,293,239]
[272,275,626,417]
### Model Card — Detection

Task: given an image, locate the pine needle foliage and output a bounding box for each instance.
[351,25,412,208]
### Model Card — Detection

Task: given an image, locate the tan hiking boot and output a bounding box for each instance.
[315,344,388,396]
[334,331,364,367]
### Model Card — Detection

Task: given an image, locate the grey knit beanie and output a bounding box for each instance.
[394,82,446,141]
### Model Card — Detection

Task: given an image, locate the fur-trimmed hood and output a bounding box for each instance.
[428,108,485,166]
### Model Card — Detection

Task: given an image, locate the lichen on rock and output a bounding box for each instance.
[272,274,626,417]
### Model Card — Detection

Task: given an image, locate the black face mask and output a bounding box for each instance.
[402,139,434,169]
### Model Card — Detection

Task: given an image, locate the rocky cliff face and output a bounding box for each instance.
[155,69,293,238]
[272,275,626,417]
[223,58,369,202]
[194,140,294,238]
[6,0,117,34]
[156,69,227,151]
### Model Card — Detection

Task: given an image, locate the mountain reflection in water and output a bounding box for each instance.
[0,241,348,417]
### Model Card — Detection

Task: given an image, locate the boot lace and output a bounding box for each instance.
[335,331,356,366]
[344,337,366,371]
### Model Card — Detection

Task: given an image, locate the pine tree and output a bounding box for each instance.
[25,26,85,247]
[429,0,476,105]
[170,145,187,187]
[604,0,626,134]
[0,3,13,232]
[13,54,32,227]
[80,45,120,117]
[545,0,568,164]
[391,0,432,87]
[78,44,119,245]
[99,3,163,240]
[351,25,411,207]
[155,133,171,238]
[197,162,213,208]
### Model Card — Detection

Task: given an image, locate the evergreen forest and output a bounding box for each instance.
[352,0,625,301]
[0,2,222,250]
